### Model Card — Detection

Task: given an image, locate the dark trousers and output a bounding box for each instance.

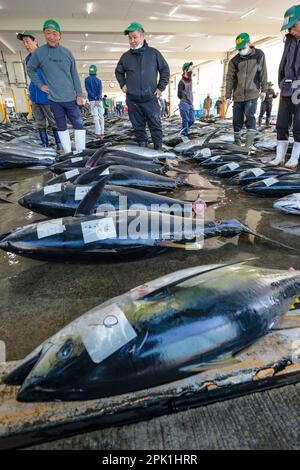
[276,95,300,142]
[49,100,84,131]
[127,97,162,145]
[179,101,195,135]
[259,101,272,118]
[233,99,257,132]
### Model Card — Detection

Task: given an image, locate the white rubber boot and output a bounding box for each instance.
[285,141,300,169]
[269,140,289,166]
[74,129,86,153]
[57,130,72,154]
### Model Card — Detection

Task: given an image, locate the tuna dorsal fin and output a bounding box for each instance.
[140,258,258,301]
[74,176,110,217]
[202,129,220,145]
[74,164,111,185]
[86,143,112,168]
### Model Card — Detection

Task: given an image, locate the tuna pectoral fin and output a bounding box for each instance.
[180,353,241,373]
[74,176,110,217]
[74,164,111,185]
[243,225,298,252]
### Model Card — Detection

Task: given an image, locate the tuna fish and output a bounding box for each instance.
[244,174,300,197]
[5,262,300,401]
[273,193,300,215]
[229,168,295,186]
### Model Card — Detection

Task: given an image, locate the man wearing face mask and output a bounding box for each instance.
[270,5,300,168]
[226,33,268,148]
[177,62,195,136]
[115,22,170,150]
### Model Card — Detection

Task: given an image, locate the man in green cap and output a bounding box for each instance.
[17,30,61,151]
[85,65,104,139]
[270,5,300,168]
[258,82,278,127]
[226,32,268,148]
[27,19,86,154]
[177,62,195,136]
[115,22,170,149]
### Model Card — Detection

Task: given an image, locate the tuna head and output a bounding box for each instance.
[273,193,300,215]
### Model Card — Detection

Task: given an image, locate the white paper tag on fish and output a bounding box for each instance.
[226,162,239,171]
[71,157,84,163]
[101,168,110,175]
[73,151,81,156]
[263,177,279,186]
[200,148,211,158]
[44,184,62,195]
[77,304,137,364]
[81,217,117,244]
[210,156,221,162]
[65,169,80,179]
[37,218,65,239]
[251,168,265,177]
[75,186,92,201]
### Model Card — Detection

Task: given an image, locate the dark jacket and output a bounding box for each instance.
[115,41,170,103]
[278,34,300,88]
[226,46,268,102]
[25,53,49,105]
[85,75,102,101]
[177,77,193,105]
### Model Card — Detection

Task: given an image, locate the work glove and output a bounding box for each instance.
[260,92,266,102]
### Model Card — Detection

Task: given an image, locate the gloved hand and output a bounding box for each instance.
[260,92,266,101]
[226,99,232,108]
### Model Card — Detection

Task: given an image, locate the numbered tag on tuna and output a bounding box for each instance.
[251,168,265,177]
[71,157,84,164]
[210,156,221,162]
[263,177,279,187]
[65,169,80,179]
[72,151,81,156]
[75,186,92,201]
[77,304,137,364]
[201,148,212,158]
[81,217,117,244]
[44,184,62,195]
[37,218,65,239]
[101,168,110,175]
[227,162,239,171]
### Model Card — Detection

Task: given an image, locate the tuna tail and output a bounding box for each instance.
[74,175,110,217]
[86,143,112,168]
[74,164,111,185]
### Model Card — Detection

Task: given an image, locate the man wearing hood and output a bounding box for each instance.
[270,5,300,168]
[115,22,170,150]
[177,62,195,136]
[226,33,268,148]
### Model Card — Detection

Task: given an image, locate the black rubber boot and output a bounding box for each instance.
[153,142,162,151]
[138,142,148,147]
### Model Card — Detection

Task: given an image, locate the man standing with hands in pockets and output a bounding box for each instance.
[115,22,170,150]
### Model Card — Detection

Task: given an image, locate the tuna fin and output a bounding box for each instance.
[86,143,112,168]
[74,176,110,217]
[74,164,111,185]
[180,353,241,373]
[202,129,220,145]
[242,225,299,252]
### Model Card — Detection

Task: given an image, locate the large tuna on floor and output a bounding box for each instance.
[229,168,295,186]
[273,193,300,215]
[244,174,300,197]
[5,262,300,401]
[0,145,56,169]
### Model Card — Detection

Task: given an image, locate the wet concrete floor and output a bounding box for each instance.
[0,162,300,362]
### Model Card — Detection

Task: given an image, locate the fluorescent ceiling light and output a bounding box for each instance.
[86,3,94,15]
[184,45,191,51]
[84,45,88,51]
[169,5,179,16]
[85,33,89,37]
[241,9,256,19]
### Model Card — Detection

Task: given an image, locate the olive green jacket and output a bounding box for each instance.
[226,47,268,102]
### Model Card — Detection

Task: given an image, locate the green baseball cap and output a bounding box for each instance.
[17,30,36,41]
[43,19,61,33]
[124,22,144,35]
[89,65,97,75]
[182,62,193,71]
[267,81,274,86]
[281,5,300,31]
[235,32,250,50]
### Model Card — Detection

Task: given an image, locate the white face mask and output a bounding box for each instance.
[131,43,143,50]
[239,45,250,56]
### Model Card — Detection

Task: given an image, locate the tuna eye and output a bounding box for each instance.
[57,340,74,361]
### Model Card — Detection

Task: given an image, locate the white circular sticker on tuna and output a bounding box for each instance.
[77,304,137,364]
